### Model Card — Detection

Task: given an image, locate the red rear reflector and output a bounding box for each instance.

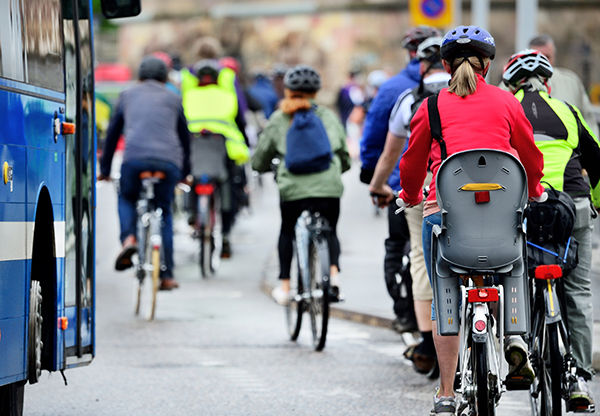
[468,288,499,303]
[58,317,68,330]
[195,184,214,195]
[475,191,490,204]
[475,320,486,331]
[535,264,562,280]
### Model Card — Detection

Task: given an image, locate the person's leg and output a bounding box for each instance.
[386,204,415,332]
[273,199,303,304]
[423,212,458,398]
[151,161,181,280]
[220,164,234,258]
[309,198,341,277]
[118,160,143,244]
[564,198,594,380]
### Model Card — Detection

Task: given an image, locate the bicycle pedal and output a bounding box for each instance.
[504,376,532,391]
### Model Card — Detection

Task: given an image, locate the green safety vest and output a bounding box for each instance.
[182,67,249,165]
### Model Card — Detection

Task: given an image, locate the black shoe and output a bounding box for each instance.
[328,286,343,303]
[391,316,418,333]
[115,244,137,271]
[221,239,231,259]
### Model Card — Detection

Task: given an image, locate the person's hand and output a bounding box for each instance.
[180,175,193,186]
[369,184,394,208]
[97,174,110,182]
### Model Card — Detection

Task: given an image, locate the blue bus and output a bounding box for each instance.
[0,0,140,413]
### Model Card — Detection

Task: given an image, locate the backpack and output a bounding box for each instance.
[285,106,333,174]
[525,184,577,245]
[407,80,448,131]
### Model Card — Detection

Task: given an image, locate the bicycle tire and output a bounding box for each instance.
[133,219,148,316]
[286,252,303,341]
[144,248,160,321]
[309,238,330,352]
[199,227,213,278]
[475,341,495,416]
[547,322,563,416]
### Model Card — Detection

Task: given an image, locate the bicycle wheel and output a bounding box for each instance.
[475,341,495,416]
[285,251,303,341]
[199,225,213,278]
[308,238,330,352]
[133,219,148,316]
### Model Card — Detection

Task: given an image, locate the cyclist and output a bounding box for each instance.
[502,49,600,409]
[396,26,546,415]
[98,56,191,291]
[251,65,351,305]
[182,58,250,259]
[360,25,443,334]
[369,36,450,376]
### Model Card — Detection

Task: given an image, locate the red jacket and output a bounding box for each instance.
[398,74,545,208]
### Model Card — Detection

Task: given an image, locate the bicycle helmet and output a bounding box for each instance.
[283,65,321,92]
[440,25,496,61]
[270,63,289,79]
[219,56,241,74]
[417,36,443,62]
[193,59,220,85]
[367,69,389,89]
[502,49,553,89]
[138,56,168,82]
[402,26,443,51]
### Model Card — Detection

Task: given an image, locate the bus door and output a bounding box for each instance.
[62,0,95,366]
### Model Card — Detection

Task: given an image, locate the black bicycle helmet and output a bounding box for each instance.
[502,49,553,89]
[283,65,321,92]
[402,26,443,51]
[440,25,496,61]
[138,56,168,82]
[193,59,220,85]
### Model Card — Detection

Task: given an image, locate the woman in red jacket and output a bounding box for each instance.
[397,26,546,415]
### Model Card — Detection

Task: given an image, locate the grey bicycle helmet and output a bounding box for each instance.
[402,26,443,51]
[502,49,553,89]
[138,56,168,82]
[441,25,496,61]
[283,65,321,92]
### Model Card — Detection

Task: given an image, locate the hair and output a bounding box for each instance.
[529,34,554,49]
[280,89,317,115]
[194,37,223,60]
[446,55,490,97]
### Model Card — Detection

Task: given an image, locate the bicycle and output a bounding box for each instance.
[418,149,531,416]
[192,175,222,278]
[285,210,334,352]
[132,171,166,321]
[526,218,594,414]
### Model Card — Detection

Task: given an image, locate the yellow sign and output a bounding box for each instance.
[410,0,453,27]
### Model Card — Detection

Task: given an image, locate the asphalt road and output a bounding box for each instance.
[22,167,600,415]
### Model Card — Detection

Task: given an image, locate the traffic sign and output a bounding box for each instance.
[409,0,453,27]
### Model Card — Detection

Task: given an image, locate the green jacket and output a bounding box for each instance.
[252,105,351,202]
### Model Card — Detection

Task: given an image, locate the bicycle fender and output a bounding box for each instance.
[543,280,563,323]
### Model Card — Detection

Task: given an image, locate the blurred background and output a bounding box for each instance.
[92,0,600,112]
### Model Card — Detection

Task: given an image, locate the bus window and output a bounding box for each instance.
[100,0,141,19]
[23,0,64,91]
[0,0,27,83]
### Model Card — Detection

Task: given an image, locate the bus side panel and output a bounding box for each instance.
[0,317,26,384]
[54,203,66,370]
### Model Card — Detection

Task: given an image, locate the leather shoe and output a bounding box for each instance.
[412,352,437,374]
[159,279,179,291]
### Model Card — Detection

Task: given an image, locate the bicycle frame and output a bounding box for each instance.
[136,178,164,277]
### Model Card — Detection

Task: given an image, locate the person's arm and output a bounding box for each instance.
[571,105,600,207]
[369,131,406,206]
[509,103,545,199]
[176,106,191,179]
[251,115,279,173]
[98,98,125,179]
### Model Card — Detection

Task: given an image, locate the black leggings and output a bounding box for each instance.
[278,198,341,280]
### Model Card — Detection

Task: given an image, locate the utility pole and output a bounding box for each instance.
[472,0,490,30]
[516,0,538,51]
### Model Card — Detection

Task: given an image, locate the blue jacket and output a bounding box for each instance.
[359,59,421,190]
[248,76,280,119]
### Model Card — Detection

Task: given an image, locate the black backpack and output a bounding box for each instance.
[525,184,576,245]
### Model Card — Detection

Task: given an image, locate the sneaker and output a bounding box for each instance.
[430,389,456,416]
[504,335,534,390]
[271,286,291,306]
[391,315,418,334]
[221,238,231,259]
[567,376,595,413]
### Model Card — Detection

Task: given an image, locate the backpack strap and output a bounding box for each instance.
[427,94,447,160]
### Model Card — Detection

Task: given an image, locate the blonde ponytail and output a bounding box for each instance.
[447,56,490,97]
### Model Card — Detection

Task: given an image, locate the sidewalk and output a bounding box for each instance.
[258,165,600,371]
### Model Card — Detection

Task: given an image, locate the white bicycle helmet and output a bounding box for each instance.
[502,49,553,89]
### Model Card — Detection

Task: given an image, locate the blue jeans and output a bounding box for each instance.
[422,211,442,320]
[119,160,181,278]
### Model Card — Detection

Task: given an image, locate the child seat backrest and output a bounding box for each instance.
[435,149,528,270]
